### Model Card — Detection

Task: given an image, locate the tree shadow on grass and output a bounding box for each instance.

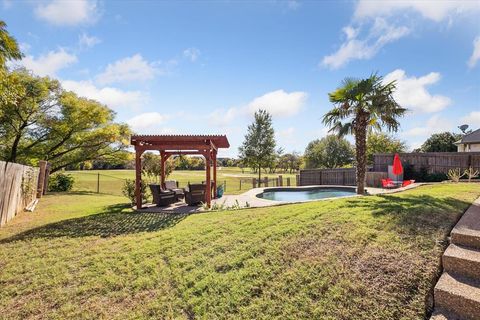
[340,194,472,236]
[0,203,189,243]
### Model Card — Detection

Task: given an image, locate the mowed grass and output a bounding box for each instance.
[67,167,297,196]
[1,184,480,319]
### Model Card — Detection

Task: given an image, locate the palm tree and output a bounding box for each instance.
[322,74,406,194]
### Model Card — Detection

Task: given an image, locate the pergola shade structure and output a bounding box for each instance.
[130,134,230,209]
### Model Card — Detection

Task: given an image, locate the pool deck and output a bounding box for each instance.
[135,183,422,213]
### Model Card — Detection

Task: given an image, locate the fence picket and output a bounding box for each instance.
[0,161,40,227]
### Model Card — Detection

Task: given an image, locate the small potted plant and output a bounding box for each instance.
[216,184,224,198]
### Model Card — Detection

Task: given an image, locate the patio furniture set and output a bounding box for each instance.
[381,178,415,189]
[149,181,217,207]
[380,153,415,189]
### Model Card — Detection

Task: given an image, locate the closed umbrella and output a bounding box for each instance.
[392,153,403,184]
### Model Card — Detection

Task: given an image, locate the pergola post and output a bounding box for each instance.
[213,149,217,198]
[205,150,211,207]
[135,148,143,209]
[160,151,167,188]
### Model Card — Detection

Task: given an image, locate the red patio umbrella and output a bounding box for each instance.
[392,153,403,182]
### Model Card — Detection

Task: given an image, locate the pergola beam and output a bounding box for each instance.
[135,145,214,151]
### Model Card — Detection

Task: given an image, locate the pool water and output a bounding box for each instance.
[258,188,356,202]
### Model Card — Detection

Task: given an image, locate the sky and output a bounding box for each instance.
[2,0,480,157]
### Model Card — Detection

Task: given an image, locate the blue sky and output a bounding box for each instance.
[2,0,480,157]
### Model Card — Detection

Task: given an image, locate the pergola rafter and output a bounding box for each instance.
[130,134,230,209]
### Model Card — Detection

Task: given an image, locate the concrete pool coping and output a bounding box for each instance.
[211,183,422,209]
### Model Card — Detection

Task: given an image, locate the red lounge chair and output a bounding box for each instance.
[402,180,415,187]
[382,178,396,189]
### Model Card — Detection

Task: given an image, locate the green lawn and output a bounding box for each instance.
[1,184,479,319]
[66,167,297,196]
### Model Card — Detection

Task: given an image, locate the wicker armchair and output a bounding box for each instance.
[164,180,185,200]
[184,183,206,205]
[149,184,177,206]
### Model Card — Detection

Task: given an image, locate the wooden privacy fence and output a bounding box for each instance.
[0,161,46,227]
[373,152,480,173]
[299,168,387,188]
[299,168,356,186]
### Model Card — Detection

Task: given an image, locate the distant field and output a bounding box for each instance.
[66,167,297,196]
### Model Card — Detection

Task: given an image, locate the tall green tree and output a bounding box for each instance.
[366,132,407,164]
[0,20,22,68]
[238,109,276,181]
[323,74,406,194]
[0,69,61,163]
[304,135,354,169]
[0,20,23,113]
[420,132,461,152]
[0,69,131,172]
[39,91,131,172]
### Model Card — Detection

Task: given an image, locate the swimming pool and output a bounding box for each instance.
[256,187,357,202]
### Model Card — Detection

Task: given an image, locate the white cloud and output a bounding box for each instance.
[355,0,480,22]
[95,54,168,85]
[78,33,101,49]
[13,49,77,77]
[183,48,201,62]
[208,89,308,127]
[408,141,423,151]
[403,114,452,137]
[342,26,358,40]
[468,36,480,68]
[461,111,480,126]
[35,0,99,26]
[384,69,451,113]
[324,1,479,69]
[208,107,240,127]
[127,112,168,131]
[61,79,146,110]
[322,18,410,69]
[247,89,308,117]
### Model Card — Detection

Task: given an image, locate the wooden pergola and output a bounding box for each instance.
[130,134,230,209]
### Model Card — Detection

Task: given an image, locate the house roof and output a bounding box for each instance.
[130,134,230,148]
[457,128,480,144]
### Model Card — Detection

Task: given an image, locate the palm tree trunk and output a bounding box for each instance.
[355,117,368,195]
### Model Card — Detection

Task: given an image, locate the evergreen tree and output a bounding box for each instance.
[238,109,276,181]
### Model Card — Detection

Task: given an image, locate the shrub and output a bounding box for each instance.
[48,172,75,192]
[403,163,447,182]
[464,167,479,182]
[447,169,464,183]
[122,179,149,205]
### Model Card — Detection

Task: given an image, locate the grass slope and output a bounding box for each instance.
[66,167,297,196]
[1,184,479,319]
